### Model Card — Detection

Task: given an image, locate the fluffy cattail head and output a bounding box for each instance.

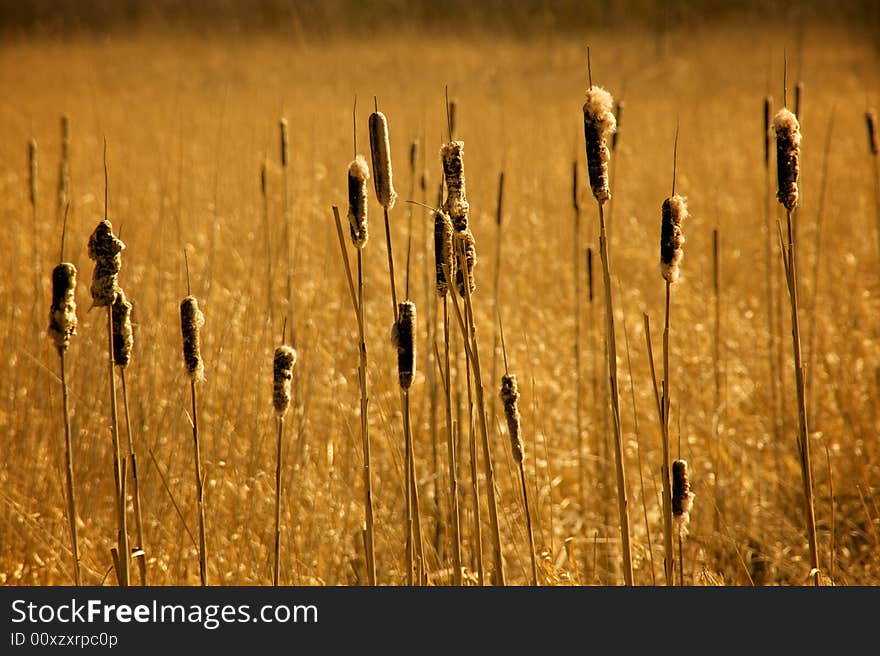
[87,219,125,306]
[433,209,454,297]
[28,138,37,206]
[866,110,878,156]
[280,118,289,167]
[672,459,695,538]
[347,155,370,248]
[111,288,133,368]
[440,141,469,230]
[582,87,617,204]
[500,374,523,464]
[660,195,688,283]
[773,108,801,212]
[391,301,416,390]
[180,296,205,382]
[273,345,297,416]
[369,111,397,210]
[48,262,77,353]
[454,228,476,298]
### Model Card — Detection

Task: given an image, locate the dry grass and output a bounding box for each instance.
[1,21,879,586]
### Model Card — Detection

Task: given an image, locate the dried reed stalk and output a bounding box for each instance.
[49,255,80,585]
[582,80,634,585]
[112,289,147,586]
[272,344,297,585]
[180,292,208,585]
[331,206,377,585]
[867,110,880,264]
[774,106,820,585]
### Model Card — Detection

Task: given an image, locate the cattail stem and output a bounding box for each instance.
[273,416,284,585]
[190,379,207,586]
[464,323,483,585]
[447,257,505,585]
[331,206,376,584]
[596,202,634,586]
[384,207,399,320]
[781,210,820,586]
[678,535,684,586]
[403,390,426,584]
[106,306,129,586]
[573,163,585,523]
[120,370,146,585]
[518,460,538,586]
[261,162,273,328]
[441,298,463,584]
[660,280,674,586]
[59,352,81,585]
[712,229,722,532]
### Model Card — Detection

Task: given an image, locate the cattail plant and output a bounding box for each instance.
[347,155,370,248]
[500,370,538,586]
[392,300,425,583]
[30,138,40,332]
[581,58,633,585]
[48,238,81,584]
[180,286,208,586]
[272,343,297,585]
[572,160,586,518]
[654,128,688,586]
[57,115,70,219]
[432,207,463,585]
[774,103,820,585]
[112,288,147,586]
[88,150,130,585]
[280,117,295,340]
[441,122,505,586]
[671,459,694,585]
[490,171,505,441]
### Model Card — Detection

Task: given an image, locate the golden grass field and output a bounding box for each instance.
[1,9,879,586]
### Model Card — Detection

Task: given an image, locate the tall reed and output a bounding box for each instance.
[774,104,820,585]
[582,71,633,585]
[867,110,880,263]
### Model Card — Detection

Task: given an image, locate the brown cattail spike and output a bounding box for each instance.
[500,374,523,464]
[280,118,289,167]
[582,87,617,204]
[48,263,77,352]
[672,459,695,538]
[440,141,469,231]
[392,301,416,389]
[773,108,801,212]
[347,155,370,248]
[410,140,419,173]
[454,228,477,298]
[433,209,454,297]
[87,219,125,306]
[111,288,133,368]
[180,296,205,382]
[660,195,688,283]
[763,96,773,168]
[273,345,297,416]
[28,138,37,206]
[368,111,397,210]
[612,100,624,152]
[866,110,878,156]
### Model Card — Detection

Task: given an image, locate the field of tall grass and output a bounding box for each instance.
[1,11,879,585]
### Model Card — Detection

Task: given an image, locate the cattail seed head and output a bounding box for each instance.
[409,140,419,172]
[111,288,133,368]
[433,209,454,297]
[866,110,878,156]
[273,345,297,416]
[280,118,289,167]
[48,262,77,353]
[180,295,205,382]
[582,87,617,204]
[660,195,688,283]
[391,301,416,390]
[28,138,37,206]
[763,96,772,168]
[454,228,476,298]
[260,160,267,196]
[672,459,695,538]
[500,374,523,464]
[368,111,397,210]
[773,108,801,212]
[87,219,125,306]
[440,141,469,231]
[347,155,370,248]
